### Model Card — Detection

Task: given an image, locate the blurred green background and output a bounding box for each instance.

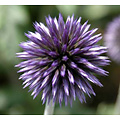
[0,5,120,115]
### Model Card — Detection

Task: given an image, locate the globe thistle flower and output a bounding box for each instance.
[16,14,109,106]
[104,16,120,63]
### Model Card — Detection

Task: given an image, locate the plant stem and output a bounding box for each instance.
[44,99,55,115]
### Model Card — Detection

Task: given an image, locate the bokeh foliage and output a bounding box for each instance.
[0,5,120,115]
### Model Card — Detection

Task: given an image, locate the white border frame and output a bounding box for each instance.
[0,0,120,5]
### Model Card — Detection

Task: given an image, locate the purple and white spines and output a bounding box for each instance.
[16,13,110,106]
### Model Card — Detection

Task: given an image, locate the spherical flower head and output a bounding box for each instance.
[16,14,110,106]
[104,16,120,63]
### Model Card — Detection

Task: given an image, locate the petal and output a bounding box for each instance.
[40,75,50,89]
[67,70,74,84]
[60,64,66,77]
[52,69,59,86]
[80,20,88,35]
[42,60,59,78]
[58,13,64,36]
[63,78,69,96]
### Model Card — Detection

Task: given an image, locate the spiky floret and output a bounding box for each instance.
[16,14,110,106]
[104,16,120,63]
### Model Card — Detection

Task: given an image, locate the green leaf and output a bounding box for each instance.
[56,5,78,18]
[0,6,30,64]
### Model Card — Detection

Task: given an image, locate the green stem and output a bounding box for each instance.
[44,99,55,115]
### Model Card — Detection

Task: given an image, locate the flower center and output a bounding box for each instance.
[62,55,69,62]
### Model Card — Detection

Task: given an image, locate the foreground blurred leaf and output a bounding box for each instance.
[0,5,30,65]
[56,5,78,18]
[96,102,115,115]
[54,98,96,115]
[0,90,8,111]
[82,5,110,20]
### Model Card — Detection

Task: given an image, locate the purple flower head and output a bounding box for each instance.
[104,16,120,63]
[16,14,110,106]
